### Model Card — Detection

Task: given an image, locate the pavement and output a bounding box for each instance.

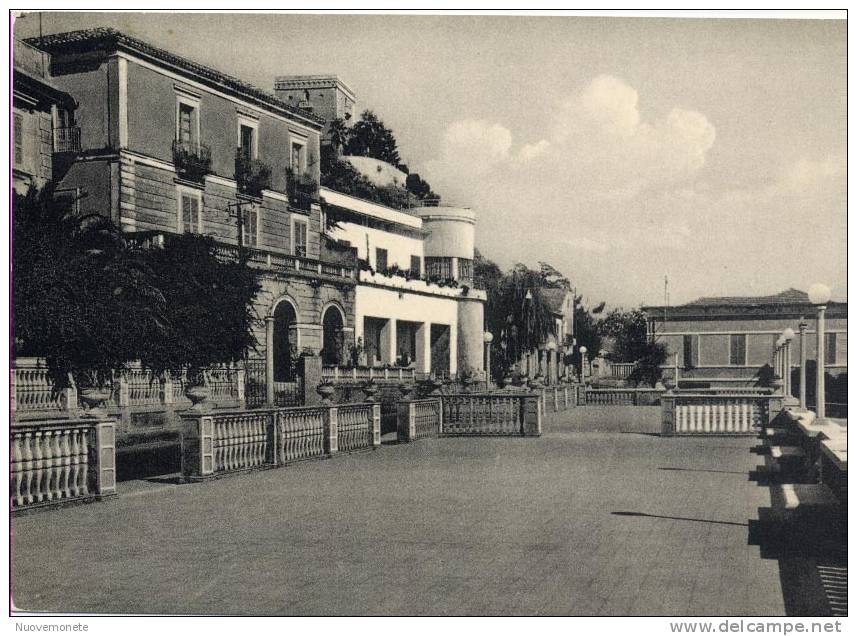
[12,410,796,616]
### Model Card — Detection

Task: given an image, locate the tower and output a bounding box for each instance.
[274,75,356,144]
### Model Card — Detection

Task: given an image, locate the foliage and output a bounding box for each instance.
[12,185,263,387]
[627,340,669,387]
[320,152,414,210]
[599,308,649,362]
[13,185,166,387]
[405,173,440,202]
[327,117,350,155]
[571,294,604,368]
[344,110,403,168]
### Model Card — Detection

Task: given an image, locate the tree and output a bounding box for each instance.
[344,110,402,167]
[571,295,604,369]
[327,117,350,156]
[600,308,668,386]
[12,184,263,388]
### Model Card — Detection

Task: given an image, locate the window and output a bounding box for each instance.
[292,217,308,257]
[237,114,258,160]
[175,91,201,149]
[825,333,837,365]
[458,258,474,281]
[240,125,255,159]
[410,255,421,278]
[291,142,305,172]
[13,113,24,166]
[375,248,388,272]
[242,205,259,247]
[425,256,452,279]
[177,188,202,234]
[729,334,747,366]
[683,335,698,369]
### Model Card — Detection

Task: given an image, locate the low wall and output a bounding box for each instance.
[547,406,662,435]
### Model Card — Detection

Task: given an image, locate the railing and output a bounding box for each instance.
[439,393,541,437]
[11,418,117,512]
[541,385,576,412]
[397,399,442,442]
[581,388,664,406]
[213,242,355,282]
[235,151,272,199]
[53,126,81,153]
[274,380,302,406]
[244,359,267,408]
[287,172,319,212]
[12,358,244,419]
[662,392,784,436]
[322,365,417,382]
[276,406,326,463]
[214,411,268,472]
[610,362,636,379]
[172,140,211,183]
[336,403,374,452]
[181,403,381,480]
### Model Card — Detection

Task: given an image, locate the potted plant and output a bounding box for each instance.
[362,379,379,401]
[316,381,336,404]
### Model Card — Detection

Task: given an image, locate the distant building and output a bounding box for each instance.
[517,287,574,384]
[12,39,78,195]
[273,75,356,144]
[643,288,847,387]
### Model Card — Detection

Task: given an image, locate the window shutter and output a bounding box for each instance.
[13,114,23,165]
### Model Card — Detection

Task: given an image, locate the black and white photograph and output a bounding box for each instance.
[6,7,849,623]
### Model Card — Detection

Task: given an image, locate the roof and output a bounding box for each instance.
[684,288,810,307]
[26,28,324,128]
[643,288,847,321]
[539,287,572,315]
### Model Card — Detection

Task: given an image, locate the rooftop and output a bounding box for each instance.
[26,28,324,128]
[684,288,811,307]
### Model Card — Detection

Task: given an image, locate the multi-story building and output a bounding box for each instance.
[27,28,357,386]
[322,184,486,377]
[643,288,847,388]
[12,38,78,195]
[274,74,356,144]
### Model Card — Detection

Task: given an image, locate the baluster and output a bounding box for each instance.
[57,429,71,499]
[11,433,23,508]
[740,401,749,433]
[32,431,45,502]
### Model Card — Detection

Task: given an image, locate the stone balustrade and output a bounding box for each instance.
[181,403,381,480]
[581,387,665,406]
[439,393,541,437]
[10,417,116,513]
[661,391,785,436]
[322,365,418,382]
[397,399,443,442]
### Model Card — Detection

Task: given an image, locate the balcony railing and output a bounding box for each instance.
[53,126,81,154]
[235,150,272,199]
[287,169,319,212]
[172,140,212,184]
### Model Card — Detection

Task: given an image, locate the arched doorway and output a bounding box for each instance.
[273,300,297,381]
[321,305,345,365]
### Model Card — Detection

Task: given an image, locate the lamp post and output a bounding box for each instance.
[798,319,808,409]
[808,283,831,418]
[775,335,785,388]
[579,346,588,382]
[782,328,795,398]
[483,331,494,385]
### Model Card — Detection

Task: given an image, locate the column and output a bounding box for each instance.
[265,316,275,405]
[416,322,431,374]
[816,306,826,419]
[798,321,808,410]
[380,318,397,365]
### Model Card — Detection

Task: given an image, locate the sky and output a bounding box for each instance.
[14,12,847,307]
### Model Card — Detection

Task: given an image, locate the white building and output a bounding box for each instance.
[321,182,486,377]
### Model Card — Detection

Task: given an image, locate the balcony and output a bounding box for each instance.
[235,150,272,199]
[53,126,81,154]
[286,168,319,212]
[172,140,211,184]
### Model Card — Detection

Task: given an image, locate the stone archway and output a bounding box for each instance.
[321,304,345,366]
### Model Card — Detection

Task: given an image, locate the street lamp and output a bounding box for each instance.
[808,283,831,418]
[782,328,795,397]
[483,331,494,384]
[579,345,588,382]
[547,340,557,385]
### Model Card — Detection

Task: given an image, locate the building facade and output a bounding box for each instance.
[12,39,78,195]
[28,28,357,384]
[517,287,574,385]
[643,289,847,387]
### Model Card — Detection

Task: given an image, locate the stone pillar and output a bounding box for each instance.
[380,318,396,365]
[816,305,827,419]
[324,406,339,455]
[265,316,275,405]
[660,391,676,436]
[416,322,431,374]
[162,372,174,405]
[301,353,323,406]
[180,412,215,481]
[371,403,381,447]
[521,394,542,437]
[89,420,117,498]
[397,400,416,443]
[798,320,808,410]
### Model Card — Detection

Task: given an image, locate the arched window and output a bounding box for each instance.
[321,305,345,366]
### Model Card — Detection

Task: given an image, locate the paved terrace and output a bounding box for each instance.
[11,411,837,615]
